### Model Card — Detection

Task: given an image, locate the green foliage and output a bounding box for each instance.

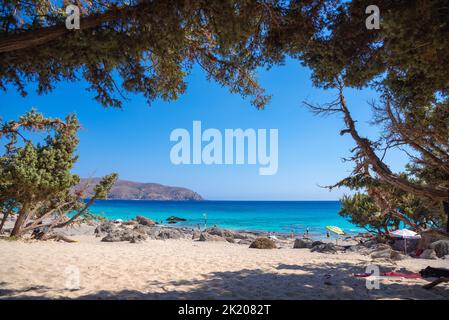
[290,0,449,108]
[339,193,386,234]
[2,1,447,111]
[338,174,446,235]
[93,173,118,199]
[287,0,449,229]
[1,109,80,203]
[0,109,117,237]
[0,0,295,109]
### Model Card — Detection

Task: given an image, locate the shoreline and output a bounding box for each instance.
[83,199,363,238]
[106,217,363,241]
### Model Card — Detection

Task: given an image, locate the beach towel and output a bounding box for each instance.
[382,272,422,279]
[354,272,421,279]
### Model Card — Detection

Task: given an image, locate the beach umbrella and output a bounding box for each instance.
[390,229,420,238]
[326,226,345,236]
[390,229,421,254]
[326,226,345,245]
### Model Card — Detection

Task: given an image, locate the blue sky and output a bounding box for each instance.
[0,58,408,200]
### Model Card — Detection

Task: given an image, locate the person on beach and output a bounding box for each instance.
[326,230,330,239]
[303,227,310,239]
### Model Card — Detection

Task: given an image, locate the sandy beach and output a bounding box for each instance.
[1,225,449,300]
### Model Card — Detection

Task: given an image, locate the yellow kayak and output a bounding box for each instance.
[326,226,345,235]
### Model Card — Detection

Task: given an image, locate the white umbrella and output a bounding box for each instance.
[390,229,421,254]
[390,229,420,238]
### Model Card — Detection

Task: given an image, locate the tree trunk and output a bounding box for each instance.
[0,211,9,233]
[337,85,449,202]
[444,201,449,233]
[10,205,29,237]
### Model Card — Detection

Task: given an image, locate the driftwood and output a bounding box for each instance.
[43,234,78,243]
[423,278,449,290]
[32,227,77,243]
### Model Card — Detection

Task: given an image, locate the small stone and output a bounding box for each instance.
[122,220,138,226]
[225,237,235,243]
[101,229,148,243]
[310,243,338,254]
[199,232,226,242]
[371,248,405,261]
[237,239,253,245]
[205,227,236,238]
[166,216,187,222]
[371,249,392,260]
[135,216,156,226]
[94,221,116,236]
[192,230,201,240]
[158,229,183,240]
[293,238,313,249]
[311,241,324,247]
[249,238,277,249]
[390,250,406,261]
[420,249,438,260]
[429,240,449,258]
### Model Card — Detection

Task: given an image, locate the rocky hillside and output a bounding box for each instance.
[77,178,203,201]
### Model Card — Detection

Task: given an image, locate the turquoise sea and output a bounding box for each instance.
[88,200,363,236]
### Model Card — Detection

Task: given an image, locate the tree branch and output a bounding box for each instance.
[0,3,141,54]
[336,80,448,202]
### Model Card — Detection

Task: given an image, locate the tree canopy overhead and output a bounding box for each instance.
[1,1,448,232]
[288,0,449,107]
[0,0,301,108]
[2,0,447,109]
[296,0,449,230]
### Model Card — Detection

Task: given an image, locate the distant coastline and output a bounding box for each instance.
[77,178,203,201]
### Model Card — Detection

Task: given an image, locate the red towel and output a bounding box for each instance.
[354,272,422,279]
[354,273,371,278]
[382,272,422,279]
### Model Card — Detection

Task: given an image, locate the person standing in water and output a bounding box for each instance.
[326,230,330,239]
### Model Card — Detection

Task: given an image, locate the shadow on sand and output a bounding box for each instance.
[1,262,448,300]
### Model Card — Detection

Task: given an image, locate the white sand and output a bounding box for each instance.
[1,234,449,300]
